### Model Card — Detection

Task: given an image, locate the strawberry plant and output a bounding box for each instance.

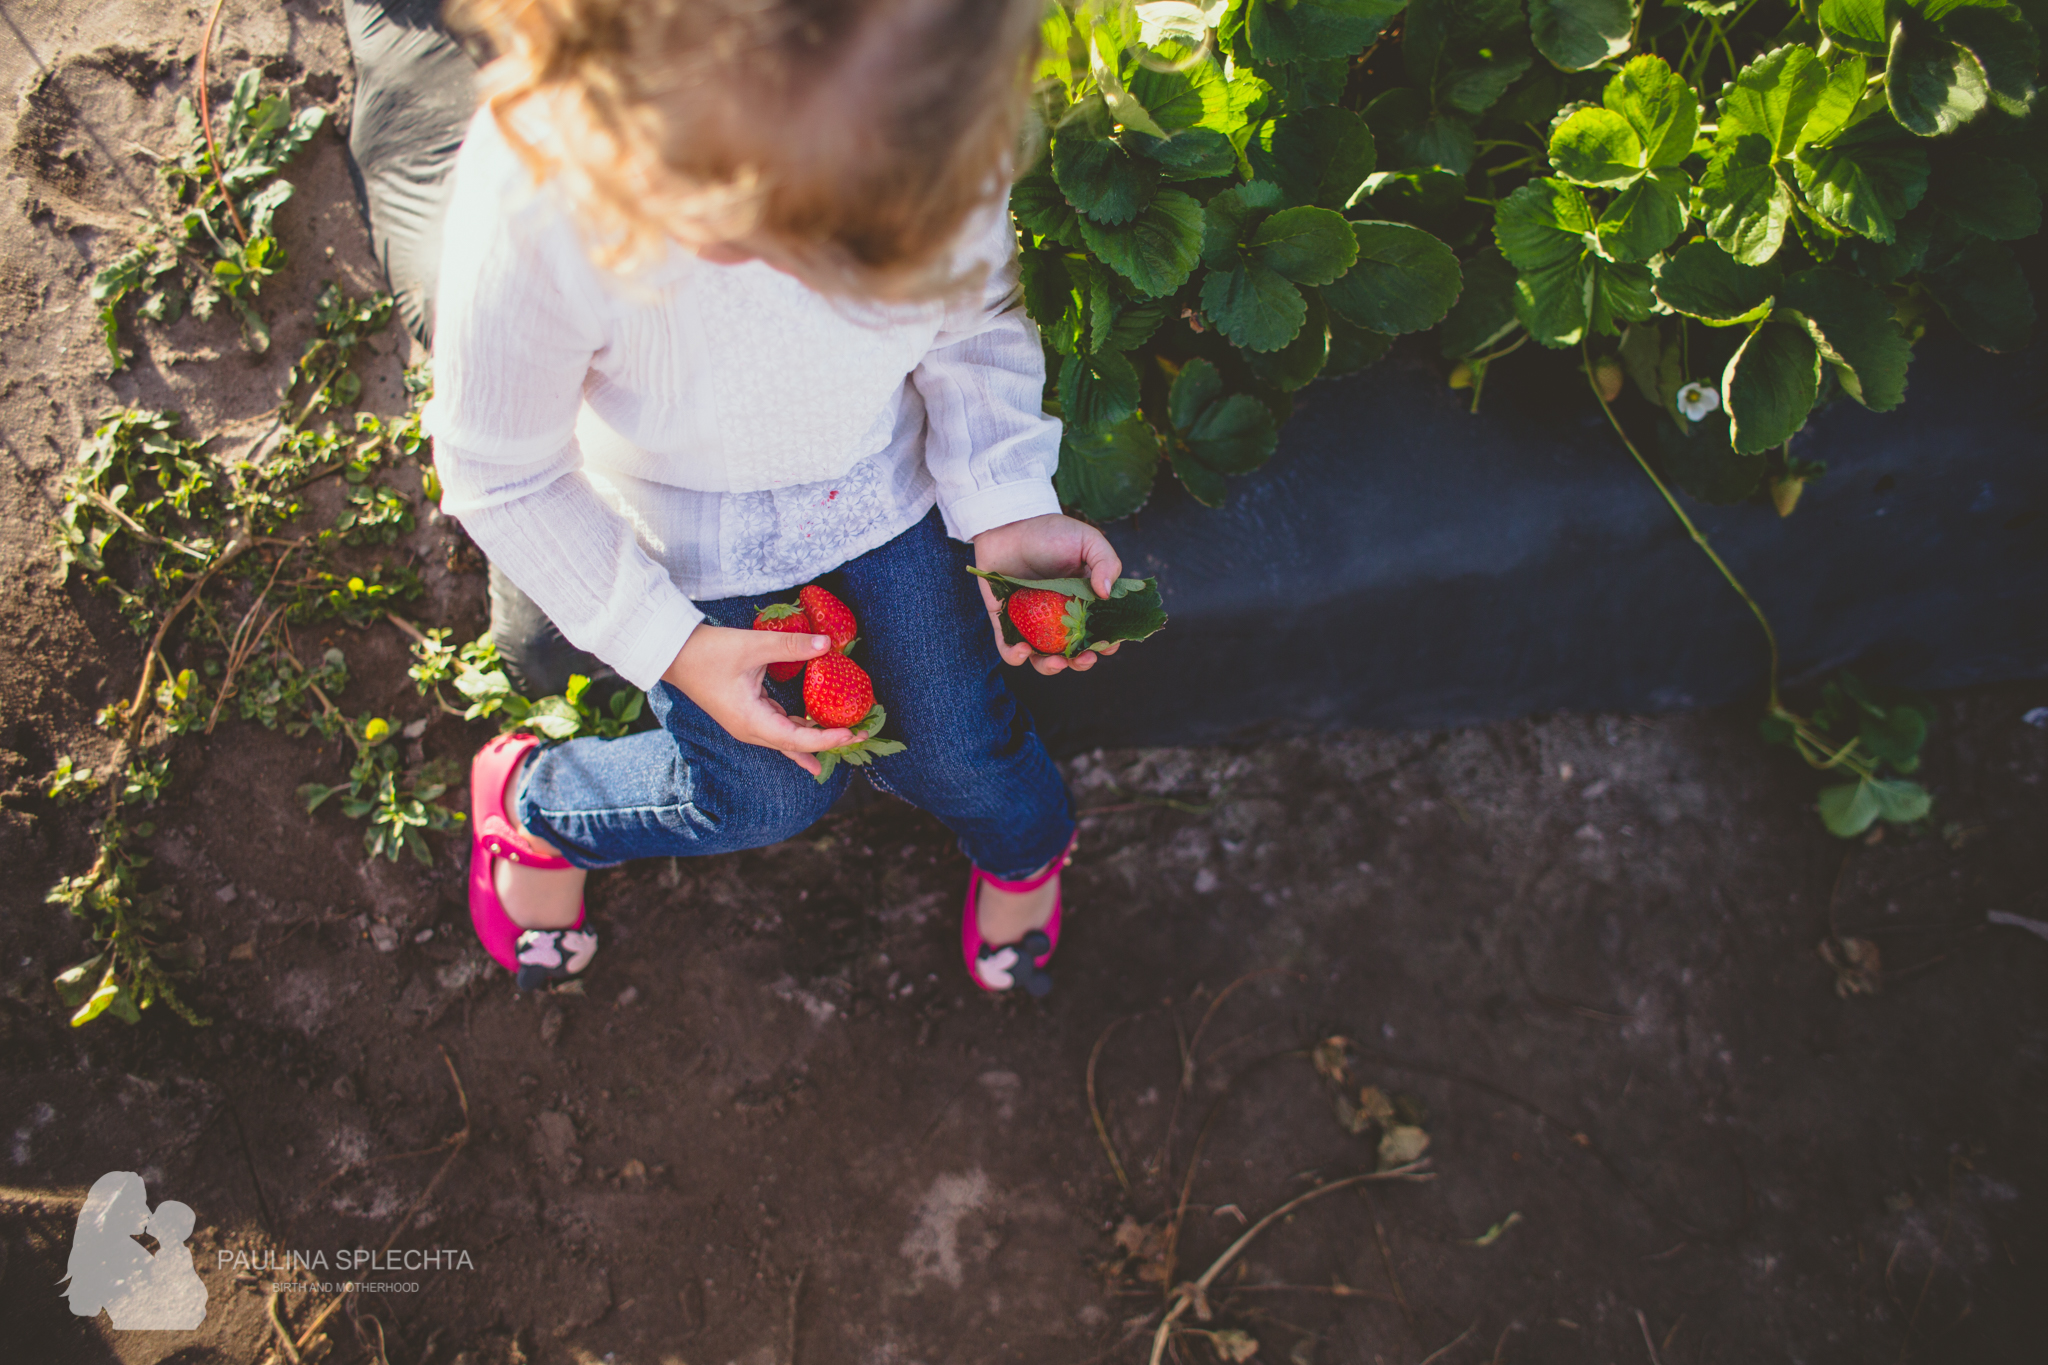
[1029,0,2037,836]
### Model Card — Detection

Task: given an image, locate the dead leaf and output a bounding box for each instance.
[1311,1036,1351,1085]
[1289,1340,1316,1365]
[1377,1124,1430,1170]
[1356,1086,1396,1123]
[620,1158,647,1183]
[1208,1328,1259,1362]
[1334,1093,1370,1135]
[228,939,257,962]
[1113,1216,1149,1256]
[1464,1211,1523,1246]
[1819,936,1882,997]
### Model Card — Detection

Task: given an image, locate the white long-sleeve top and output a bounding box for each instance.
[424,111,1063,691]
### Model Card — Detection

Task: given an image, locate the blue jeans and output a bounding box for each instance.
[513,509,1075,881]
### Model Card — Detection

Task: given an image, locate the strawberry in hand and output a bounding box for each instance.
[752,602,816,681]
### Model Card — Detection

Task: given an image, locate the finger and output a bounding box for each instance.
[784,750,823,777]
[1096,641,1121,656]
[1068,650,1096,671]
[752,630,834,664]
[1030,653,1067,676]
[776,725,857,753]
[1081,533,1124,598]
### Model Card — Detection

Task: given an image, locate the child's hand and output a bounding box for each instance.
[972,514,1124,676]
[661,625,859,776]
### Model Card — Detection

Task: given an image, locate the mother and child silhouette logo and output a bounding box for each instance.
[61,1171,210,1330]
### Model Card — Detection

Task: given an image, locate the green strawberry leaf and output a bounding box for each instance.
[1942,5,2038,119]
[1528,0,1633,73]
[1251,106,1378,209]
[1436,247,1520,358]
[1886,14,1989,137]
[1054,414,1162,522]
[1777,267,1912,411]
[1323,220,1464,335]
[1127,39,1236,134]
[1593,171,1688,264]
[1653,239,1779,325]
[1058,348,1141,432]
[1605,54,1701,169]
[1079,190,1205,297]
[1818,0,1889,57]
[1792,115,1930,243]
[1201,181,1288,270]
[1053,136,1160,225]
[1243,291,1331,393]
[1362,86,1478,175]
[1012,173,1087,248]
[1403,0,1534,118]
[1549,106,1645,188]
[1129,126,1240,180]
[1248,206,1361,285]
[1243,0,1404,63]
[1723,318,1822,453]
[1200,259,1308,351]
[1927,150,2042,241]
[1700,132,1795,265]
[1717,44,1827,159]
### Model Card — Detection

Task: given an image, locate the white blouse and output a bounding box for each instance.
[424,111,1063,691]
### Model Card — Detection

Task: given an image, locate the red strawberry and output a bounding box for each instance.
[799,584,858,654]
[1006,588,1090,657]
[753,601,815,681]
[803,652,875,730]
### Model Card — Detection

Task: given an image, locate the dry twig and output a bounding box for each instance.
[1146,1163,1435,1365]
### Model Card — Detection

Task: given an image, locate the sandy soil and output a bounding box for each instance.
[2,5,2045,1365]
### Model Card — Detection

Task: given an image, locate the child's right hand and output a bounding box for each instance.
[661,625,859,777]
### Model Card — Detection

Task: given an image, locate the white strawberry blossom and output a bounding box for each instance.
[1677,382,1721,422]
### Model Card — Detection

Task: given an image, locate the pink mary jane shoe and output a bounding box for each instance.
[961,834,1078,998]
[469,732,597,991]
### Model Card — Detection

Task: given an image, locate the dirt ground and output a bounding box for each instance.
[3,5,2047,1365]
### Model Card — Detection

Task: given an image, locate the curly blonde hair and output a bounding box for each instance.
[446,0,1045,300]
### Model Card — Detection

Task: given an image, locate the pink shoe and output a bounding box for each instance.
[961,833,1077,997]
[469,732,597,991]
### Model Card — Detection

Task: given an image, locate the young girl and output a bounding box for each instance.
[427,0,1121,997]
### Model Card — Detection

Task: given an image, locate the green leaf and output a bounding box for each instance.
[1201,181,1288,269]
[1059,349,1142,431]
[1718,44,1827,158]
[1802,52,1874,147]
[1819,0,1890,56]
[1594,172,1689,263]
[1928,150,2043,240]
[1723,319,1822,453]
[1857,702,1929,769]
[1404,0,1535,117]
[1168,355,1227,432]
[1437,248,1521,357]
[1943,5,2039,118]
[1130,126,1240,179]
[1012,173,1087,247]
[1529,0,1633,72]
[1496,179,1597,346]
[1654,239,1779,323]
[1185,391,1282,472]
[1081,190,1206,296]
[71,969,123,1027]
[1094,32,1170,140]
[1244,291,1332,392]
[1254,107,1378,208]
[1778,267,1912,410]
[1923,238,2036,350]
[1055,414,1161,521]
[1170,445,1231,506]
[1657,409,1767,504]
[1053,136,1159,225]
[1700,133,1795,265]
[1587,259,1656,336]
[1869,777,1932,824]
[1128,40,1236,133]
[1549,107,1646,187]
[1201,260,1308,351]
[1108,295,1173,350]
[1362,87,1477,174]
[53,954,108,1007]
[1243,0,1404,62]
[1605,54,1703,170]
[1327,315,1396,373]
[1249,206,1361,285]
[1792,115,1931,242]
[1324,220,1464,334]
[1818,779,1883,836]
[1887,15,1990,137]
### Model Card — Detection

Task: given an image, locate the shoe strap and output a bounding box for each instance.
[479,825,574,871]
[974,831,1079,895]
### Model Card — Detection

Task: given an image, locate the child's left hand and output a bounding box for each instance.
[972,514,1124,676]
